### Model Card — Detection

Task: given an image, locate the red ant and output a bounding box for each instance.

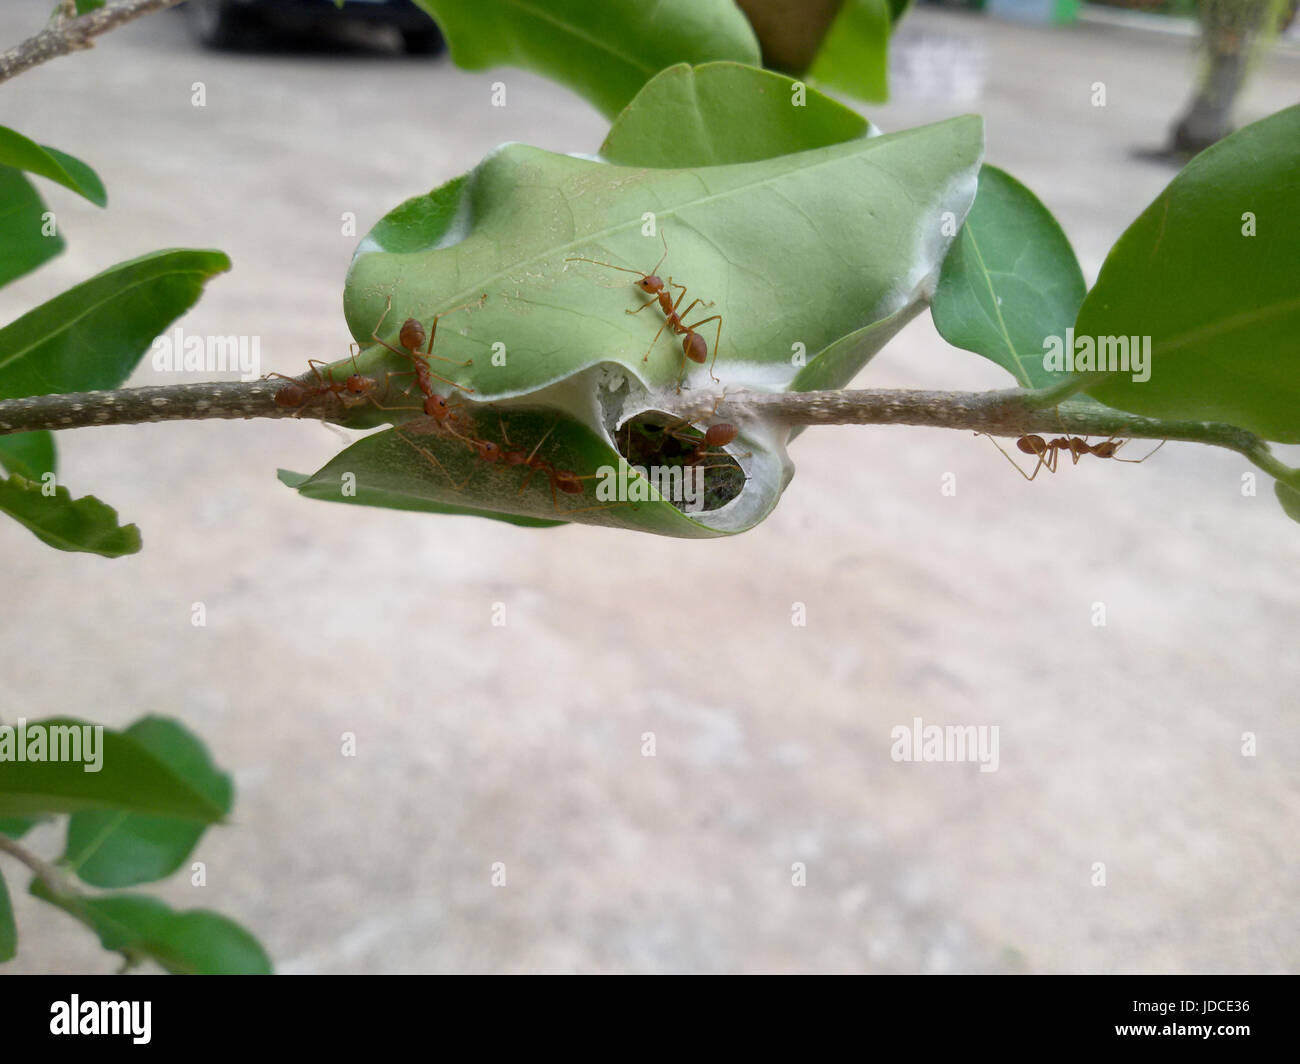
[466,415,635,515]
[566,230,723,392]
[367,296,489,477]
[356,296,483,485]
[978,432,1166,481]
[397,412,622,516]
[268,354,379,415]
[368,294,482,414]
[670,420,743,466]
[623,388,747,469]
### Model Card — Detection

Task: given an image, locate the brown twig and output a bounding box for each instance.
[0,0,187,86]
[0,831,71,901]
[0,380,292,434]
[0,379,1267,460]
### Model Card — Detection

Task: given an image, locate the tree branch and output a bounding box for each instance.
[0,380,293,434]
[0,831,72,902]
[0,0,186,86]
[0,378,1271,458]
[664,386,1266,454]
[2,377,1294,488]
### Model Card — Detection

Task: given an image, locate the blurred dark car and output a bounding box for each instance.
[183,0,445,54]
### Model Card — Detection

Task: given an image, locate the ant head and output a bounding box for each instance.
[682,332,708,364]
[345,374,369,394]
[478,440,502,462]
[704,423,738,447]
[638,275,662,294]
[1093,440,1122,458]
[399,318,426,352]
[424,394,451,419]
[1016,435,1047,455]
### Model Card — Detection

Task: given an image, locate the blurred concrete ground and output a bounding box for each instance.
[0,1,1296,973]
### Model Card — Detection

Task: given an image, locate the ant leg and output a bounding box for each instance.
[305,359,336,386]
[516,425,559,495]
[672,298,709,326]
[420,299,482,367]
[977,433,1043,482]
[1109,438,1167,464]
[364,387,423,415]
[374,368,418,403]
[648,228,670,278]
[394,427,470,491]
[371,295,395,338]
[344,345,400,411]
[668,388,728,440]
[684,314,724,384]
[641,313,674,364]
[665,281,689,314]
[266,371,306,387]
[688,448,752,463]
[523,423,557,465]
[666,284,691,323]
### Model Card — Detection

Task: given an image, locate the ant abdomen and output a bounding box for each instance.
[274,383,306,408]
[704,423,738,448]
[399,318,426,352]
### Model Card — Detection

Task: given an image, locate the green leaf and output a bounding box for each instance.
[277,466,566,528]
[0,717,225,822]
[0,868,15,962]
[888,0,914,22]
[29,882,271,975]
[0,168,66,288]
[1275,479,1300,524]
[1075,104,1300,442]
[0,816,42,839]
[0,431,56,481]
[332,116,981,535]
[808,0,892,104]
[790,301,923,395]
[0,474,140,556]
[601,62,871,167]
[0,248,231,401]
[932,165,1086,388]
[288,406,718,535]
[64,717,233,889]
[414,0,760,118]
[0,126,106,207]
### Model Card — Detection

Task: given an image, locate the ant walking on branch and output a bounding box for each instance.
[267,352,380,415]
[266,293,482,422]
[977,432,1167,482]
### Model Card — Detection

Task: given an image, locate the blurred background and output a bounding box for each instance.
[1,0,1297,973]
